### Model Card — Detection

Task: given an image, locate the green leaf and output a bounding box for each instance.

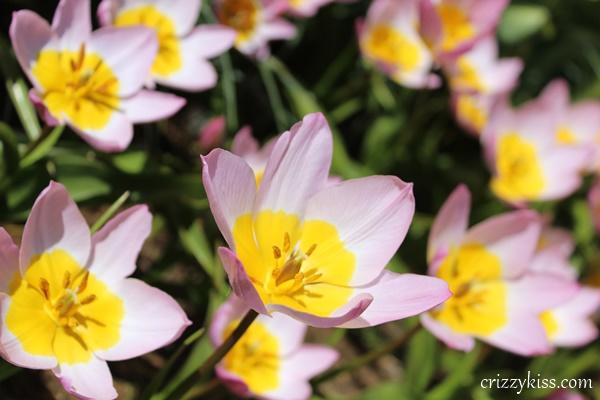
[355,382,412,400]
[405,330,439,395]
[6,78,41,141]
[90,191,131,233]
[111,150,149,174]
[0,121,20,177]
[0,360,19,382]
[59,175,111,202]
[19,125,65,168]
[498,5,550,44]
[425,345,481,400]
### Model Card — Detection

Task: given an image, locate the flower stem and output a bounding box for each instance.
[165,309,259,400]
[258,59,288,133]
[312,324,421,384]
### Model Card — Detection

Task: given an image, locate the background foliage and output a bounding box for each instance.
[1,0,600,398]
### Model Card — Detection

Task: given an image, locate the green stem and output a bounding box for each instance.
[258,59,288,133]
[165,309,259,400]
[312,324,421,385]
[90,191,130,234]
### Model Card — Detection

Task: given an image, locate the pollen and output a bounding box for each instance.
[217,0,260,45]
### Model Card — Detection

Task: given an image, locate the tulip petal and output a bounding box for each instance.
[215,366,251,398]
[463,210,541,278]
[507,274,578,314]
[154,0,202,36]
[420,313,475,351]
[88,26,157,97]
[155,57,217,92]
[202,151,257,249]
[9,10,53,88]
[52,0,92,50]
[231,127,259,157]
[340,271,451,328]
[550,287,600,347]
[538,146,590,201]
[120,90,185,123]
[95,278,190,361]
[0,229,19,293]
[88,205,151,284]
[0,295,58,369]
[181,25,236,59]
[218,247,268,314]
[72,110,133,153]
[54,356,117,400]
[255,113,332,217]
[483,312,551,356]
[427,184,470,273]
[20,181,90,271]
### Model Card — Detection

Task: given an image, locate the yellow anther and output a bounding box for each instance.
[40,278,51,301]
[272,246,282,259]
[78,271,90,294]
[283,232,291,253]
[63,271,71,289]
[80,295,97,305]
[305,243,317,257]
[304,273,322,284]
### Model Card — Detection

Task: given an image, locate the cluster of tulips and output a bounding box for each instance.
[1,0,599,399]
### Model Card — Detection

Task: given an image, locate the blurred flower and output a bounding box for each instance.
[547,390,587,400]
[419,0,508,59]
[99,0,235,92]
[0,182,190,399]
[536,79,600,171]
[10,0,185,152]
[588,180,600,233]
[357,0,439,89]
[231,126,277,186]
[198,115,227,152]
[202,112,450,328]
[451,92,497,135]
[215,0,296,58]
[287,0,334,17]
[481,96,590,204]
[422,185,577,355]
[443,36,522,95]
[531,226,600,348]
[210,295,338,399]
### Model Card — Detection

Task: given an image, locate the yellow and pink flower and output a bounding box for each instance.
[202,113,450,328]
[10,0,185,152]
[98,0,236,92]
[422,185,577,355]
[210,295,338,399]
[0,182,190,399]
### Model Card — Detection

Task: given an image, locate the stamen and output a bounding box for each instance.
[272,246,282,259]
[76,43,86,70]
[283,232,291,253]
[77,271,90,294]
[40,278,51,301]
[304,273,322,284]
[305,243,317,257]
[80,295,97,305]
[63,271,71,289]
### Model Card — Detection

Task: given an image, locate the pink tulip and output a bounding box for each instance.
[198,115,227,152]
[422,185,577,355]
[357,0,440,89]
[202,112,450,328]
[210,295,338,400]
[98,0,236,92]
[0,182,190,399]
[287,0,335,17]
[215,0,296,58]
[10,0,185,152]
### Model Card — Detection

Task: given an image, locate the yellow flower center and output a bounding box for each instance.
[32,45,120,130]
[432,243,507,336]
[232,211,355,317]
[113,5,182,77]
[450,58,486,92]
[222,320,279,393]
[436,4,475,51]
[540,310,559,338]
[555,126,577,145]
[6,250,124,364]
[363,24,421,71]
[491,132,545,201]
[217,0,260,45]
[456,94,487,133]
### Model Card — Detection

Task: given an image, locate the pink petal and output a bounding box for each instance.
[538,79,570,116]
[303,176,414,286]
[181,25,236,59]
[201,150,256,249]
[215,366,251,398]
[54,356,117,400]
[420,313,475,352]
[51,0,92,50]
[88,205,151,285]
[483,312,551,356]
[88,26,157,97]
[9,10,53,89]
[0,295,58,369]
[95,278,190,361]
[341,271,451,328]
[20,181,91,271]
[427,184,471,273]
[217,247,268,314]
[120,90,185,124]
[538,146,590,201]
[589,180,600,232]
[507,273,578,313]
[231,126,259,156]
[255,113,332,217]
[71,110,133,153]
[198,116,226,151]
[154,0,202,36]
[549,287,600,347]
[463,210,541,279]
[0,229,19,293]
[154,57,217,92]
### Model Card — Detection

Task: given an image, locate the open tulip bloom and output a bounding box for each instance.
[210,295,338,400]
[10,0,185,152]
[98,0,236,92]
[531,227,600,348]
[357,0,439,89]
[481,95,591,205]
[419,0,508,59]
[215,0,296,58]
[202,112,450,328]
[451,92,499,135]
[0,182,190,399]
[421,185,577,355]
